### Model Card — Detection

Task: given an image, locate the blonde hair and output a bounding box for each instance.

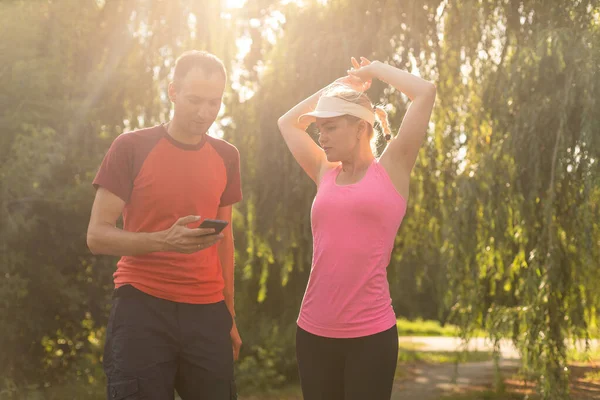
[321,83,392,152]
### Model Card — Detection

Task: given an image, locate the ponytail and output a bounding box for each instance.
[374,105,392,142]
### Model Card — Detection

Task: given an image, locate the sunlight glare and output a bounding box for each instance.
[225,0,246,9]
[281,0,306,6]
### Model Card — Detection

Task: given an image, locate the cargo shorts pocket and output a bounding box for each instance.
[107,378,140,400]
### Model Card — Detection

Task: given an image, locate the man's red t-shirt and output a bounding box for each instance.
[93,124,242,304]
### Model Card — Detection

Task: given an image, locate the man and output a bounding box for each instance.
[87,50,242,400]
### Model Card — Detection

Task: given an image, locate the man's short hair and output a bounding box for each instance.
[173,50,227,89]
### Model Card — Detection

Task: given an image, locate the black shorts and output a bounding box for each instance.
[103,285,237,400]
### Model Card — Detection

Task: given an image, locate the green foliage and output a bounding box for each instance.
[1,1,598,399]
[234,318,298,392]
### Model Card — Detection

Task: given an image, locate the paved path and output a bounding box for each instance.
[391,359,520,399]
[398,336,521,359]
[391,337,599,399]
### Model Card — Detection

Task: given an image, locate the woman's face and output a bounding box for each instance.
[316,116,367,162]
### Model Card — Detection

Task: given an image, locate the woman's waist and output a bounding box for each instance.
[312,238,393,260]
[298,294,395,335]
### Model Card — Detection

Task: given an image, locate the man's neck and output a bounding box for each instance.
[166,120,206,145]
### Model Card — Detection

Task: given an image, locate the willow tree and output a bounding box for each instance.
[1,0,598,398]
[229,0,600,398]
[441,1,600,398]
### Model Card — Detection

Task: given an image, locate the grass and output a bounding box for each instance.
[1,384,105,400]
[397,318,461,337]
[440,391,524,400]
[239,385,302,400]
[567,343,600,363]
[397,338,495,364]
[398,348,494,365]
[396,318,488,337]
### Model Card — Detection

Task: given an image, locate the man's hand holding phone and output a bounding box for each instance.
[197,218,229,235]
[160,216,225,254]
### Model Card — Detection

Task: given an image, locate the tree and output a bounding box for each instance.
[1,1,598,398]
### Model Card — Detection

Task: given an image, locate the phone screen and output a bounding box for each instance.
[198,219,229,235]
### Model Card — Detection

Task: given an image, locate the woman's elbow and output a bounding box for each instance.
[277,116,289,130]
[425,82,437,98]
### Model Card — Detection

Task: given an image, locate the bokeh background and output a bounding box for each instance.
[0,0,599,399]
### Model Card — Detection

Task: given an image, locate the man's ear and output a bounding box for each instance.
[168,82,177,103]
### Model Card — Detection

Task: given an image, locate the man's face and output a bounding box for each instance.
[168,68,226,135]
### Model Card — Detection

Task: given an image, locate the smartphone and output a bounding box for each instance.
[198,218,229,235]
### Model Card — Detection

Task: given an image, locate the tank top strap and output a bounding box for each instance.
[372,159,407,205]
[318,165,340,187]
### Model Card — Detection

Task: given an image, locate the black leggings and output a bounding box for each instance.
[296,325,398,400]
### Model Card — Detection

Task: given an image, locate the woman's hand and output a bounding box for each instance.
[334,73,371,92]
[347,56,379,83]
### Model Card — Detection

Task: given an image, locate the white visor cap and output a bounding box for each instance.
[298,96,375,126]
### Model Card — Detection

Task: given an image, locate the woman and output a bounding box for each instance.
[277,57,436,400]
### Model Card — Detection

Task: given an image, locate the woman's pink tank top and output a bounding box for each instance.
[297,159,407,338]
